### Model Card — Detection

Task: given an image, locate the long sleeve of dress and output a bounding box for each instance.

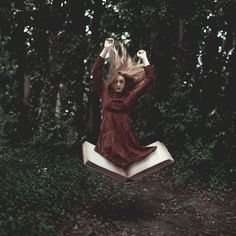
[92,56,106,96]
[129,64,155,102]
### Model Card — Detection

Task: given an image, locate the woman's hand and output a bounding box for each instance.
[137,50,150,66]
[100,38,114,58]
[104,38,114,50]
[137,50,147,59]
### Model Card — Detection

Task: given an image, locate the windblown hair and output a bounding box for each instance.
[107,41,145,92]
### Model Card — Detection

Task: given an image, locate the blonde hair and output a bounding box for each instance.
[106,41,145,92]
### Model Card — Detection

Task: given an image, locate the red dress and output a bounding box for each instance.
[92,56,157,169]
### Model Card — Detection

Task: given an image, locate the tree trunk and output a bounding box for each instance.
[177,17,185,65]
[40,33,59,132]
[68,0,87,141]
[12,2,32,139]
[86,0,104,144]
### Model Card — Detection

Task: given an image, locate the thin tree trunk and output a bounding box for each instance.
[177,17,185,65]
[86,0,104,144]
[40,33,59,132]
[12,2,32,139]
[68,0,87,141]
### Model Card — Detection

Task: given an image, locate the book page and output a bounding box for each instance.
[83,142,128,179]
[126,141,174,178]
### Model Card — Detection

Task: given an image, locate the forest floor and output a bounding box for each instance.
[67,171,236,236]
[1,142,235,235]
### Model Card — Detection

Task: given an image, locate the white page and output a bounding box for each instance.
[127,141,174,177]
[83,141,128,177]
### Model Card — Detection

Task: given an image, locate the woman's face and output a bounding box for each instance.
[113,75,126,93]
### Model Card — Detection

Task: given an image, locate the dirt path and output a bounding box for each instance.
[87,172,236,235]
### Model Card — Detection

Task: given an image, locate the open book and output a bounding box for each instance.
[82,141,175,183]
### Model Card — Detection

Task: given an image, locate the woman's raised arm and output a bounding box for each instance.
[92,38,114,96]
[129,50,155,101]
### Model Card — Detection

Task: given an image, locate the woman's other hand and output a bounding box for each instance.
[137,50,150,66]
[104,38,114,50]
[137,50,147,59]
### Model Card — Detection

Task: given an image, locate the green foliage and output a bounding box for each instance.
[153,72,236,189]
[0,35,18,78]
[0,140,129,235]
[0,0,235,206]
[0,1,235,234]
[0,107,18,140]
[0,89,18,141]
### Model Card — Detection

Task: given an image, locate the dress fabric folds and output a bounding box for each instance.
[92,56,157,168]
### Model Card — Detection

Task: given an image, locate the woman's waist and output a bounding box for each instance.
[103,109,130,114]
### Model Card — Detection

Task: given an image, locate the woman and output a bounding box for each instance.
[92,37,157,169]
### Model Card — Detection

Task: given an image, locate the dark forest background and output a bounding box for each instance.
[0,0,235,235]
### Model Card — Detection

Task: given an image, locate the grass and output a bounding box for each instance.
[0,140,130,235]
